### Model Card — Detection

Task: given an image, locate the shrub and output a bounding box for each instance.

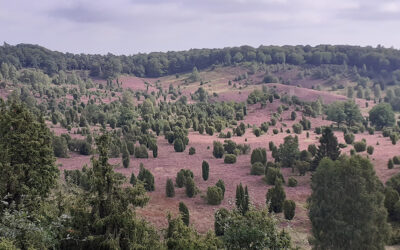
[292,123,303,134]
[288,177,298,187]
[315,127,322,134]
[339,143,347,148]
[391,133,399,145]
[214,208,230,236]
[224,154,237,164]
[389,159,395,169]
[185,177,196,198]
[188,147,196,155]
[273,129,279,134]
[253,128,261,137]
[353,141,366,152]
[52,136,69,158]
[135,145,148,158]
[295,161,309,176]
[251,162,265,175]
[166,178,175,197]
[152,145,158,158]
[216,179,225,198]
[251,148,267,165]
[344,133,355,144]
[265,167,284,185]
[291,111,297,121]
[393,156,400,165]
[266,180,286,213]
[138,165,155,191]
[179,202,190,226]
[283,200,296,220]
[79,141,92,155]
[207,186,223,205]
[130,172,136,186]
[213,141,224,158]
[176,169,194,188]
[308,144,317,156]
[202,160,209,181]
[174,138,185,152]
[368,127,375,135]
[367,145,374,155]
[269,141,276,151]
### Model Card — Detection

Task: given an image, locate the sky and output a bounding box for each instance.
[1,0,400,55]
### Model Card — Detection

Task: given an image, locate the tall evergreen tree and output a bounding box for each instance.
[235,183,249,215]
[266,179,286,213]
[62,133,160,249]
[311,127,340,171]
[309,155,389,249]
[0,100,59,210]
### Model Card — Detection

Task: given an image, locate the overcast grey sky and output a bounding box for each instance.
[1,0,399,54]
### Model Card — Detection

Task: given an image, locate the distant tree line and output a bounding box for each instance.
[2,43,400,81]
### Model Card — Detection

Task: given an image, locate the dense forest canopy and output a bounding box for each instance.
[1,43,400,80]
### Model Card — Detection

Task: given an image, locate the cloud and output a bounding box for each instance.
[0,0,399,54]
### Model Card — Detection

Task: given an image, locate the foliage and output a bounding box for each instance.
[250,162,265,175]
[176,169,194,188]
[138,164,155,191]
[222,208,291,250]
[250,148,267,165]
[277,135,299,169]
[224,154,237,164]
[283,200,296,220]
[216,179,225,198]
[179,202,190,226]
[0,101,59,211]
[369,103,395,130]
[202,161,209,181]
[266,180,286,213]
[188,147,196,155]
[235,183,249,215]
[206,186,223,205]
[265,167,284,185]
[134,145,149,158]
[309,155,389,250]
[166,178,175,198]
[353,141,367,152]
[213,141,224,158]
[311,127,340,171]
[344,133,355,144]
[174,138,185,152]
[288,177,298,187]
[185,177,196,198]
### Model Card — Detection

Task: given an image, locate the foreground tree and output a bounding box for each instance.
[309,155,389,250]
[62,134,161,249]
[0,100,59,210]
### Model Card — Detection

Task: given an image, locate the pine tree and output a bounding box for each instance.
[202,160,209,181]
[311,127,340,171]
[63,133,161,248]
[309,155,389,249]
[179,202,190,226]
